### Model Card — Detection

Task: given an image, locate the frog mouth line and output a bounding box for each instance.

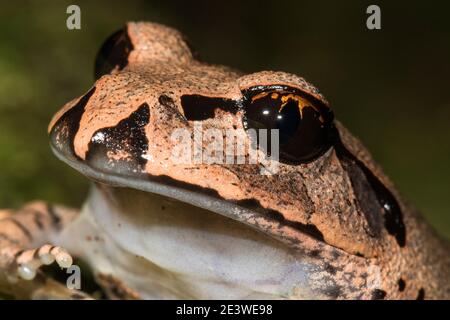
[51,144,333,253]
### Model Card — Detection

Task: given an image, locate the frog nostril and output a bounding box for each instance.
[158,95,175,108]
[94,27,134,80]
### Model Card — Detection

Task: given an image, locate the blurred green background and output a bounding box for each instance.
[0,0,449,238]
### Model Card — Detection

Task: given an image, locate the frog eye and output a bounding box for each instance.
[94,28,134,80]
[242,88,334,163]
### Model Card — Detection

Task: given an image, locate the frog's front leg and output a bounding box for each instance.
[0,201,90,299]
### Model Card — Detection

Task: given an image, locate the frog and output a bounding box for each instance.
[0,21,448,300]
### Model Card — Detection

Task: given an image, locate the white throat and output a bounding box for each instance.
[59,184,320,299]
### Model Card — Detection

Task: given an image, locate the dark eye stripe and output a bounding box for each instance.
[333,128,406,247]
[180,94,239,121]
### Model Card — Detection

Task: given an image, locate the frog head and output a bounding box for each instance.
[48,22,419,299]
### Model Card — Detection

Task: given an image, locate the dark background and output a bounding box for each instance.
[0,0,449,237]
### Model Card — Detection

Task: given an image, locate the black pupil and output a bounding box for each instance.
[94,28,133,80]
[244,91,333,163]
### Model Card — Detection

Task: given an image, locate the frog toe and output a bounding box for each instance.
[16,245,73,280]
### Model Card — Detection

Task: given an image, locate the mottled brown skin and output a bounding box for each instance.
[1,22,449,299]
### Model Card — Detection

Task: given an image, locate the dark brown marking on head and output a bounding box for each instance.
[398,278,406,292]
[333,127,406,247]
[416,288,425,300]
[180,94,239,121]
[371,289,387,300]
[338,150,384,237]
[86,103,150,177]
[95,27,134,80]
[50,87,96,161]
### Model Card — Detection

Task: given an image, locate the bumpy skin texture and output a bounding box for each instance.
[7,21,450,299]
